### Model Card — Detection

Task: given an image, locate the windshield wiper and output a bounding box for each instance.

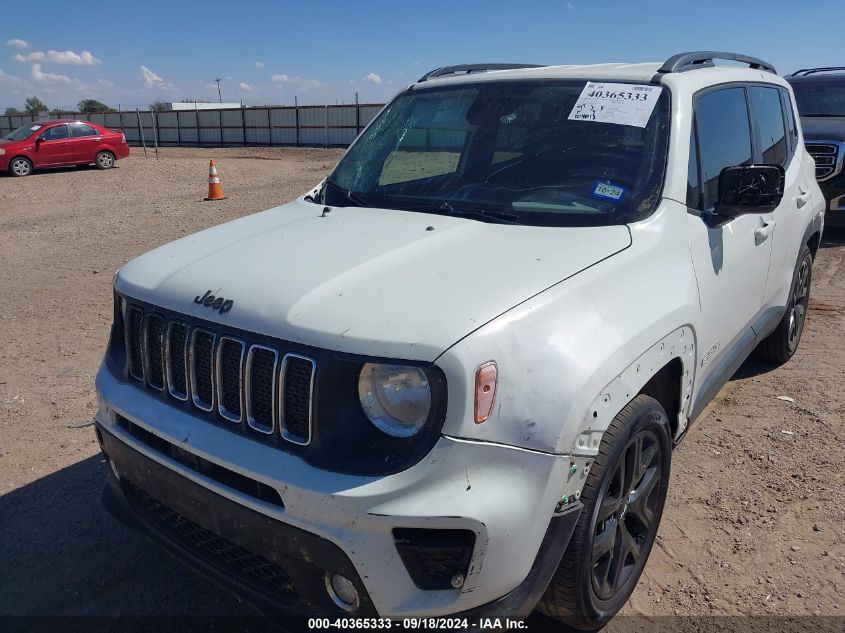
[323,179,372,208]
[426,201,520,225]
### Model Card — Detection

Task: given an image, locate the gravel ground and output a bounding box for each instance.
[0,148,842,629]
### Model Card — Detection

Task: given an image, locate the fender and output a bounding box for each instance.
[555,327,695,506]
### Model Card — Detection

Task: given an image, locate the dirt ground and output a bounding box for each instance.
[0,147,842,628]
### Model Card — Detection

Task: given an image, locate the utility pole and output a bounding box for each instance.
[215,77,223,103]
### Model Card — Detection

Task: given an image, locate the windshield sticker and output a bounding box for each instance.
[568,82,662,128]
[592,181,626,201]
[30,125,42,131]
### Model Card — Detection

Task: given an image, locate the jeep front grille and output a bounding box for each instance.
[125,302,315,447]
[806,142,843,181]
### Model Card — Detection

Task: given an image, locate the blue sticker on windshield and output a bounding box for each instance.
[592,181,626,202]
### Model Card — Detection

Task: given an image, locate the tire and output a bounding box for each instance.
[537,395,672,631]
[9,156,32,177]
[754,245,813,363]
[95,151,115,170]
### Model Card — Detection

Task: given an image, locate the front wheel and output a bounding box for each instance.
[537,395,671,630]
[95,151,115,169]
[9,156,33,177]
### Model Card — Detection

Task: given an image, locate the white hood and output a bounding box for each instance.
[116,199,631,361]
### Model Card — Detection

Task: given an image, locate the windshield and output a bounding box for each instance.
[324,79,670,226]
[3,122,43,141]
[791,83,845,117]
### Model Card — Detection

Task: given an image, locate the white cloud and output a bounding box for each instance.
[15,52,44,63]
[5,38,29,49]
[31,63,72,85]
[15,49,101,65]
[567,1,574,7]
[0,68,25,85]
[97,78,115,88]
[239,82,255,91]
[254,61,264,68]
[272,73,298,83]
[363,72,382,84]
[139,65,173,89]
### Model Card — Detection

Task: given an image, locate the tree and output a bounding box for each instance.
[78,99,113,113]
[150,100,169,112]
[4,107,21,115]
[24,96,48,114]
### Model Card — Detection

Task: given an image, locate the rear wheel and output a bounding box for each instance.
[9,156,32,177]
[95,151,115,169]
[754,245,813,363]
[537,395,671,630]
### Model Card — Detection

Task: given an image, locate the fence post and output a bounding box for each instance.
[266,107,272,147]
[324,104,328,149]
[241,106,246,147]
[295,104,300,147]
[136,108,147,158]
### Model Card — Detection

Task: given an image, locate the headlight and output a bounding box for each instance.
[358,363,431,437]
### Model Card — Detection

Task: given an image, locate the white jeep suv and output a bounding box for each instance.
[94,51,824,629]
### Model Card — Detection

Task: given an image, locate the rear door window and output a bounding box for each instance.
[693,87,753,211]
[70,123,99,137]
[749,86,788,166]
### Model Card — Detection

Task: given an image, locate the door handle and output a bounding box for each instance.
[754,220,775,244]
[796,190,811,209]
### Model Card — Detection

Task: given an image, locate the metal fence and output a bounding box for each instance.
[0,103,386,148]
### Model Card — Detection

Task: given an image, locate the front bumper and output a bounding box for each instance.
[95,364,581,618]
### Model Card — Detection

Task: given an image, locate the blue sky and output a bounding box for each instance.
[1,0,842,111]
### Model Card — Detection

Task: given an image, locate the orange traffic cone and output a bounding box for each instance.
[204,159,226,201]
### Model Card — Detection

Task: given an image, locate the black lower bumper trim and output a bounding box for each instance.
[97,423,376,619]
[453,502,582,620]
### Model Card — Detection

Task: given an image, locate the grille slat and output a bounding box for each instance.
[124,302,316,447]
[145,313,166,390]
[806,142,842,181]
[281,354,315,445]
[217,337,244,422]
[166,321,189,400]
[246,345,278,434]
[126,307,145,381]
[191,329,216,411]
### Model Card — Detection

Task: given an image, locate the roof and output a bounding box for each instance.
[33,119,96,125]
[413,52,780,89]
[414,63,665,88]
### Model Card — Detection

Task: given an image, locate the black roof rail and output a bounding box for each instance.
[790,66,845,77]
[653,51,776,78]
[417,63,544,83]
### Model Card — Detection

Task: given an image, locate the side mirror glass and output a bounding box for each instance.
[35,135,43,143]
[716,164,785,219]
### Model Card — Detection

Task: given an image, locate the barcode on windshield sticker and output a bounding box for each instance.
[568,82,662,128]
[592,181,626,201]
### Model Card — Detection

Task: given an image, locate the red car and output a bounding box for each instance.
[0,119,130,176]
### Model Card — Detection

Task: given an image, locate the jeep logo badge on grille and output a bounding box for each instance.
[194,290,234,315]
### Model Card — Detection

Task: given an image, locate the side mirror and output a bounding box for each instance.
[35,136,43,144]
[715,165,785,219]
